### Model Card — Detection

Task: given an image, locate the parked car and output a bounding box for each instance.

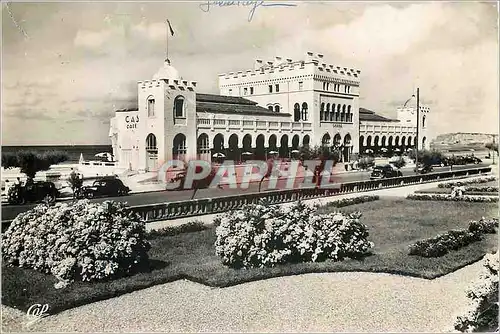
[464,156,482,164]
[370,164,403,179]
[77,177,130,199]
[414,164,434,174]
[7,181,59,205]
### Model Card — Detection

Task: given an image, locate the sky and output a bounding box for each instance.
[2,1,499,145]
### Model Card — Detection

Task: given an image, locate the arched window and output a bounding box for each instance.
[197,134,210,155]
[320,103,325,121]
[173,133,187,158]
[174,96,185,118]
[294,103,300,122]
[146,133,157,152]
[347,105,352,122]
[147,96,155,117]
[330,103,335,121]
[341,105,346,122]
[268,106,274,111]
[336,104,341,121]
[326,103,330,121]
[422,115,426,128]
[322,133,331,146]
[301,102,308,121]
[275,105,280,113]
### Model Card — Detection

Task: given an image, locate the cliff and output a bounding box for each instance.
[431,132,498,151]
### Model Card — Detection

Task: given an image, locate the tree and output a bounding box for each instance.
[392,156,406,169]
[1,150,68,180]
[259,158,274,192]
[357,157,375,170]
[68,170,83,199]
[407,149,444,166]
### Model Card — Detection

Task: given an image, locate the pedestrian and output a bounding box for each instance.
[344,163,349,171]
[14,177,22,186]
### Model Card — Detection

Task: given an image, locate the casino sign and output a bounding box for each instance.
[126,115,139,129]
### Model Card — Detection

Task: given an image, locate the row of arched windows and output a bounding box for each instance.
[267,104,281,113]
[147,95,185,118]
[320,103,353,123]
[293,103,309,122]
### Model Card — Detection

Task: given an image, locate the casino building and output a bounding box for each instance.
[109,52,429,172]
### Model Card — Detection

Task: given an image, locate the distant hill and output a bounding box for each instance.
[430,132,498,152]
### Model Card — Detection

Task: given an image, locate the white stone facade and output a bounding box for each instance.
[109,52,430,172]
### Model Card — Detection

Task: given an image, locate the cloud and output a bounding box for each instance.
[74,28,114,48]
[1,2,497,145]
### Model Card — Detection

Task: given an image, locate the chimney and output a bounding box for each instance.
[286,58,292,63]
[318,54,324,59]
[254,59,263,70]
[306,51,314,61]
[274,56,282,65]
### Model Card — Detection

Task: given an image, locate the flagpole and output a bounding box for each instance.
[166,20,169,61]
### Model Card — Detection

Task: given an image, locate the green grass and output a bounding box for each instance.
[2,198,498,316]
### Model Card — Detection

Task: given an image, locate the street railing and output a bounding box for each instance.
[130,166,492,223]
[1,166,493,231]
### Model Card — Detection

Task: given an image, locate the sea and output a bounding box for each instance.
[1,145,113,163]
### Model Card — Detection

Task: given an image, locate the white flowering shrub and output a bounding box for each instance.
[2,200,151,288]
[214,201,374,268]
[454,252,498,332]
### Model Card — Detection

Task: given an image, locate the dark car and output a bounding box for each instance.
[449,156,467,165]
[464,156,482,165]
[7,181,59,205]
[414,164,434,174]
[370,164,403,180]
[78,177,130,199]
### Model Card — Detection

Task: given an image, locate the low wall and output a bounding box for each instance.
[130,166,492,223]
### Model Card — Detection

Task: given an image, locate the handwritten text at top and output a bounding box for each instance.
[199,0,297,22]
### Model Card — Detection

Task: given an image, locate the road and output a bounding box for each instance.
[1,163,488,222]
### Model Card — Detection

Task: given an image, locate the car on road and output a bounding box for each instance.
[77,177,130,199]
[370,164,403,179]
[414,164,434,174]
[7,181,59,205]
[464,156,482,164]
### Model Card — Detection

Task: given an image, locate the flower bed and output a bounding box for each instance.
[319,195,379,208]
[146,220,206,239]
[465,186,498,193]
[408,218,498,258]
[437,176,497,188]
[454,251,498,332]
[406,194,498,203]
[2,200,151,288]
[214,201,374,268]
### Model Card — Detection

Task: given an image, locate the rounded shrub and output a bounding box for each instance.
[455,251,499,332]
[2,200,151,288]
[214,201,374,268]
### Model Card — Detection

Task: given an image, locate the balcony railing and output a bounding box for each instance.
[196,118,312,132]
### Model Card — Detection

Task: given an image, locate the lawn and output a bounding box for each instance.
[2,198,498,316]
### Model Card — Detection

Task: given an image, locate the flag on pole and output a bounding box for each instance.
[167,19,174,36]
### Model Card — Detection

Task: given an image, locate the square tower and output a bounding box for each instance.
[137,59,198,172]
